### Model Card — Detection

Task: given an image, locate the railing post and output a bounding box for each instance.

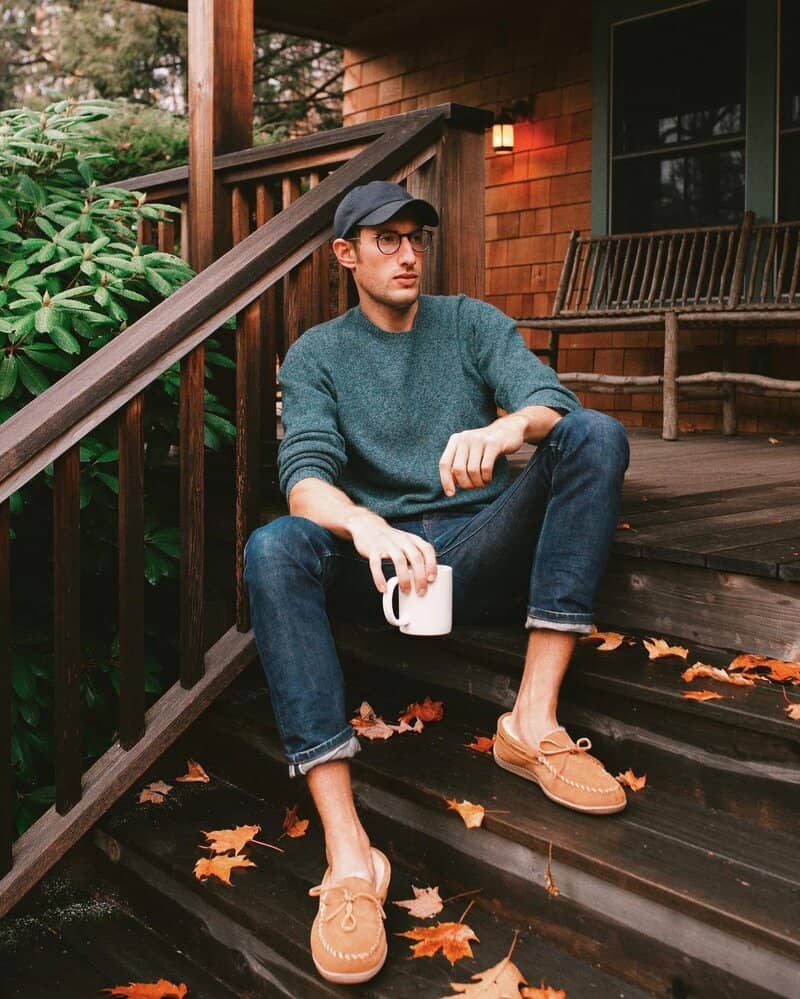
[662,311,679,441]
[405,112,488,298]
[0,499,10,874]
[54,447,82,813]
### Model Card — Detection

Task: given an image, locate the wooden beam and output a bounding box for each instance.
[188,0,253,270]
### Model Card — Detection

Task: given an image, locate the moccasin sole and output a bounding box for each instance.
[493,746,627,815]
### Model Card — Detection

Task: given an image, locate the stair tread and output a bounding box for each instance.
[97,745,654,998]
[335,622,800,742]
[0,869,240,998]
[206,679,800,960]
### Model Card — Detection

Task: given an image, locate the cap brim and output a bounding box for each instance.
[357,198,439,228]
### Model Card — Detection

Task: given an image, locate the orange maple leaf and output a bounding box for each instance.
[175,759,210,783]
[138,780,172,805]
[728,654,800,685]
[465,735,495,753]
[102,981,187,998]
[681,662,754,686]
[616,769,647,791]
[393,885,444,919]
[398,920,479,964]
[681,690,723,702]
[579,626,626,652]
[520,984,568,999]
[200,824,282,855]
[398,695,444,724]
[193,853,256,886]
[784,701,800,720]
[281,804,309,839]
[446,798,485,828]
[442,952,527,996]
[643,637,689,660]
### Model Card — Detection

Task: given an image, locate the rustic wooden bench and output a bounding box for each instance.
[518,211,800,438]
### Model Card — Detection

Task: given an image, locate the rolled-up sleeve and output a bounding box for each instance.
[277,341,347,499]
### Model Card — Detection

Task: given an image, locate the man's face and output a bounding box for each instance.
[336,209,428,316]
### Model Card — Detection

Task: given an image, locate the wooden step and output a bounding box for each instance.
[89,738,653,999]
[194,665,800,999]
[331,622,800,834]
[0,847,242,999]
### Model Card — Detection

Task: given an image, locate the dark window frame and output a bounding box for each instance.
[592,0,779,234]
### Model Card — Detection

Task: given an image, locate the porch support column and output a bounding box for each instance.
[406,113,490,298]
[188,0,254,271]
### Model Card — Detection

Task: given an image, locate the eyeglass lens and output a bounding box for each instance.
[375,230,432,253]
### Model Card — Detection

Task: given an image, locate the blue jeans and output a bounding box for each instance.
[244,410,629,776]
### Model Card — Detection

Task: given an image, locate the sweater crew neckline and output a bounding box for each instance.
[354,296,428,339]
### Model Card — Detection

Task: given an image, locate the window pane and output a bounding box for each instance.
[611,0,746,231]
[613,145,745,233]
[779,133,800,221]
[780,0,800,128]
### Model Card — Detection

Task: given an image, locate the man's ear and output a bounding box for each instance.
[332,237,357,270]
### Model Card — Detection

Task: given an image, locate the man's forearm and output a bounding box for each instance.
[497,404,564,444]
[288,477,385,540]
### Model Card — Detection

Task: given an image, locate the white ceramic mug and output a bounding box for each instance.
[382,565,453,636]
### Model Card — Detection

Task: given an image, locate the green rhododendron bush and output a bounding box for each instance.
[0,99,235,833]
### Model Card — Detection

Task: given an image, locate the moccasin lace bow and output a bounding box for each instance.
[309,884,387,932]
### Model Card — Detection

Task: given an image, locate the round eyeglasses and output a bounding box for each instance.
[351,228,433,255]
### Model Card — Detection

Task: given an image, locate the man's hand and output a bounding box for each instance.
[345,509,437,595]
[439,406,562,496]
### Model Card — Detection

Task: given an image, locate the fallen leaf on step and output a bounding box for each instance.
[398,920,479,964]
[199,824,282,855]
[728,654,800,685]
[193,853,256,886]
[351,701,398,740]
[681,662,754,686]
[616,769,647,791]
[280,804,309,839]
[393,885,444,919]
[545,842,560,898]
[396,717,425,734]
[681,690,723,702]
[520,984,568,999]
[440,944,527,996]
[175,759,210,783]
[616,521,633,530]
[643,637,689,660]
[446,798,485,828]
[785,703,800,720]
[579,626,626,651]
[768,437,781,445]
[138,780,172,805]
[465,735,495,753]
[399,695,444,724]
[102,980,188,998]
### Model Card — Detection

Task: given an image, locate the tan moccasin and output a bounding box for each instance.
[309,847,391,984]
[494,713,627,814]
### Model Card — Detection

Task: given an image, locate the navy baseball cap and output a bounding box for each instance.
[333,181,439,239]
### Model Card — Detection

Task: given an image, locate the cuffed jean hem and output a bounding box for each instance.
[525,610,594,635]
[287,729,361,778]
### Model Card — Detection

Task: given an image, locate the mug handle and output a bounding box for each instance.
[382,577,410,627]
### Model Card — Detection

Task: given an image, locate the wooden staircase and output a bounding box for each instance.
[3,431,799,997]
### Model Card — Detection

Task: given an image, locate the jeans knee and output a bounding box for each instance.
[557,409,629,471]
[243,515,328,587]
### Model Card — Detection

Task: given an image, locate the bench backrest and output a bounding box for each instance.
[554,212,800,317]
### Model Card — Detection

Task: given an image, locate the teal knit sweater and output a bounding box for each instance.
[277,294,581,519]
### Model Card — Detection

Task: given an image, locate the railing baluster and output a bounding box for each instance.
[574,240,591,311]
[179,199,190,262]
[657,234,676,304]
[636,237,655,308]
[180,348,205,688]
[646,237,665,305]
[669,233,688,304]
[0,499,10,875]
[706,232,723,304]
[681,232,698,304]
[776,226,790,300]
[788,229,800,301]
[137,219,155,248]
[256,182,279,442]
[54,447,81,814]
[694,232,710,303]
[759,227,778,303]
[157,212,176,255]
[625,237,643,306]
[745,229,763,303]
[308,171,330,326]
[282,176,302,348]
[118,395,145,749]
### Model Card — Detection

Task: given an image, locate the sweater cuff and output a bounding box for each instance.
[282,468,336,500]
[523,390,582,414]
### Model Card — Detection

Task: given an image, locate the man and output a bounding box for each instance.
[244,181,630,986]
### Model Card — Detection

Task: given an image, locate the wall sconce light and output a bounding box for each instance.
[492,110,514,154]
